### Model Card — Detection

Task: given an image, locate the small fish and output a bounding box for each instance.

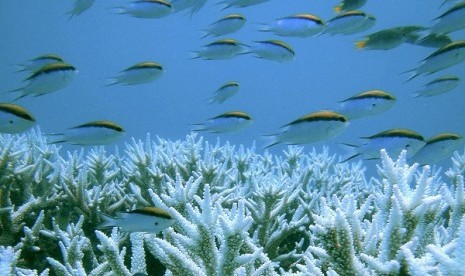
[48,120,125,145]
[106,62,164,86]
[98,207,174,233]
[409,133,463,165]
[258,14,325,37]
[336,90,396,120]
[0,103,36,133]
[9,63,77,101]
[264,110,349,149]
[406,33,452,48]
[412,75,460,97]
[192,111,253,133]
[114,0,172,19]
[67,0,95,18]
[208,81,240,104]
[334,0,367,13]
[202,14,246,38]
[324,10,375,35]
[191,39,247,60]
[341,129,426,162]
[431,2,465,34]
[15,54,64,73]
[248,40,295,63]
[355,27,418,50]
[220,0,270,9]
[405,41,465,81]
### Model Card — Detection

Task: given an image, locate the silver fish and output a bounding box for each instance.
[208,81,240,104]
[98,207,174,233]
[0,103,36,133]
[324,10,375,35]
[114,0,172,19]
[342,128,426,162]
[192,111,253,133]
[249,40,295,63]
[202,14,246,38]
[192,39,247,60]
[406,41,465,81]
[431,2,465,34]
[409,133,463,165]
[15,54,64,73]
[10,63,77,100]
[258,14,325,37]
[412,75,460,97]
[106,61,164,86]
[337,90,396,120]
[264,110,349,148]
[48,120,125,145]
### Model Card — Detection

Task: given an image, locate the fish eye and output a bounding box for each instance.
[8,120,13,124]
[154,222,159,226]
[405,144,410,148]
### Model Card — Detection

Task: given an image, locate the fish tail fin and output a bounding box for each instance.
[355,40,367,49]
[190,123,206,132]
[261,134,280,149]
[339,143,360,163]
[12,64,27,73]
[257,23,271,32]
[112,7,127,15]
[188,51,201,60]
[44,133,65,144]
[97,212,116,230]
[103,78,119,87]
[401,69,420,83]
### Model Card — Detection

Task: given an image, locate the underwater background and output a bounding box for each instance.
[1,0,464,175]
[2,1,465,275]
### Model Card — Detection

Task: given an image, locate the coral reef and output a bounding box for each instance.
[0,129,465,275]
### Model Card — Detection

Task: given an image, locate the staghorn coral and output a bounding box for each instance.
[0,129,465,275]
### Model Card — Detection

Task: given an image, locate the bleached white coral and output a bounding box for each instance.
[1,130,465,275]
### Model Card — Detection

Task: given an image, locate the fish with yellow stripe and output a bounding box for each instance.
[258,14,325,37]
[264,110,349,149]
[48,120,125,145]
[405,40,465,81]
[409,133,463,165]
[98,207,174,233]
[324,10,375,35]
[0,103,36,133]
[202,14,246,38]
[15,54,65,73]
[114,0,173,18]
[191,111,253,133]
[248,40,295,63]
[341,128,426,162]
[336,90,396,120]
[191,39,248,60]
[9,63,77,101]
[106,61,164,86]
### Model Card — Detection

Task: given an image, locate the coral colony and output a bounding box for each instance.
[1,129,465,275]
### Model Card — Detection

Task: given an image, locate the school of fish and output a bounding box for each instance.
[1,0,465,169]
